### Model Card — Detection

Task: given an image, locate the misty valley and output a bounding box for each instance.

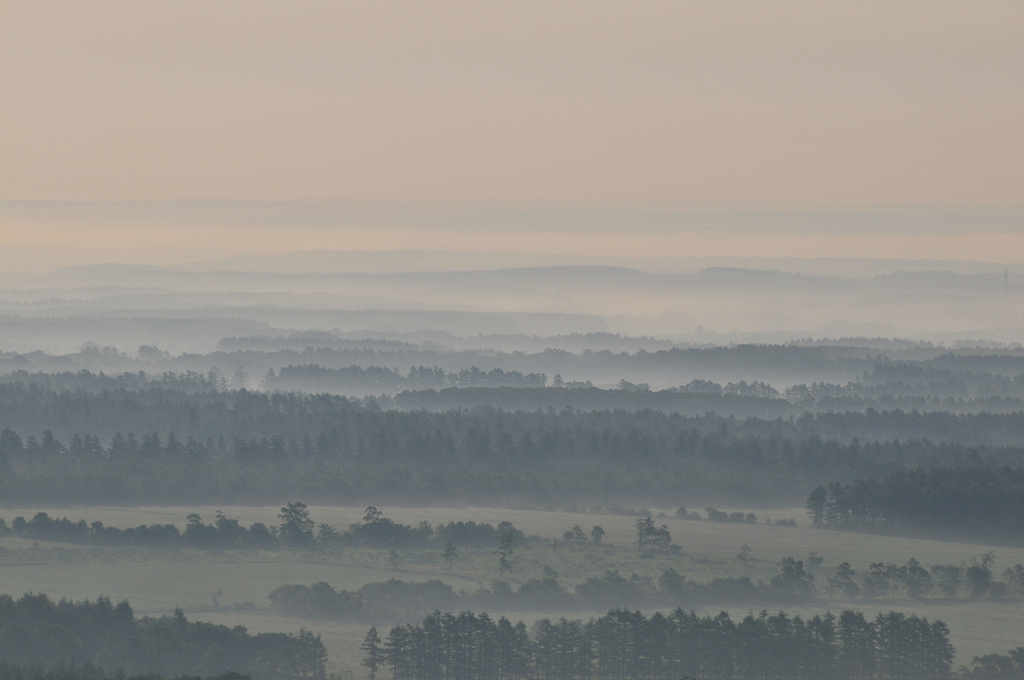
[6,0,1023,675]
[1,324,1024,680]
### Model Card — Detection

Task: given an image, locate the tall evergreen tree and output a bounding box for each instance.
[362,626,386,680]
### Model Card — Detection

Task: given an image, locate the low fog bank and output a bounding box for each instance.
[0,256,1021,354]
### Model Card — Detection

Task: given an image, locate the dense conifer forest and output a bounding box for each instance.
[365,608,957,680]
[3,380,1024,506]
[807,466,1024,541]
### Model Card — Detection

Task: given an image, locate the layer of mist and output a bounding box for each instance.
[0,245,1022,679]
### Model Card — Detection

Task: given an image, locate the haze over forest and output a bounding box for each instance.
[2,2,1023,680]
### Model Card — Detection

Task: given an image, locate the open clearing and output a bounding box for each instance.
[1,505,1022,676]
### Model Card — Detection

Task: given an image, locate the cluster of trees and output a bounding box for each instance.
[345,507,437,548]
[363,607,954,680]
[0,593,325,680]
[965,650,1024,678]
[435,520,527,547]
[560,524,604,545]
[806,466,1024,540]
[344,508,530,550]
[675,379,780,398]
[633,518,673,550]
[536,519,672,553]
[673,506,797,524]
[702,507,758,524]
[825,553,1024,601]
[265,365,548,393]
[269,580,459,621]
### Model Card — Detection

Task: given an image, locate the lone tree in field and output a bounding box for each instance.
[590,525,605,544]
[443,542,457,571]
[496,529,517,577]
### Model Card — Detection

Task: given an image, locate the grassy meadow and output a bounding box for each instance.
[0,504,1021,676]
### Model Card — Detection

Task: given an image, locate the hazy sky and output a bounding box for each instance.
[1,2,1022,267]
[3,1,1022,207]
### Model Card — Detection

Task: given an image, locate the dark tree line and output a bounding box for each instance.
[807,466,1024,540]
[822,553,1024,601]
[9,378,1024,449]
[9,345,1024,408]
[5,384,1024,504]
[862,363,1024,399]
[0,593,325,680]
[269,558,822,623]
[0,507,292,550]
[0,343,872,392]
[365,607,954,680]
[435,521,527,547]
[1,506,531,554]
